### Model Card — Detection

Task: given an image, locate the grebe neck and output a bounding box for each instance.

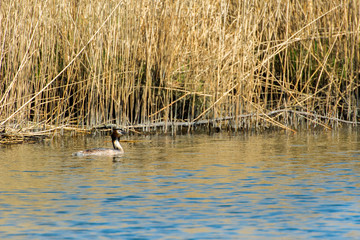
[112,139,124,153]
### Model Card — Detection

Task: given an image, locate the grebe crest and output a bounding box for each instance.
[73,128,126,156]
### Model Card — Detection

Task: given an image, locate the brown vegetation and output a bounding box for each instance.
[0,0,359,136]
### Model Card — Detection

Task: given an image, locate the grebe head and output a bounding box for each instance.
[111,128,126,151]
[111,128,125,141]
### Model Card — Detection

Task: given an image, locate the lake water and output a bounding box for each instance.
[1,129,360,239]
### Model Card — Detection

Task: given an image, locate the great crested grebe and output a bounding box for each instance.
[73,128,125,156]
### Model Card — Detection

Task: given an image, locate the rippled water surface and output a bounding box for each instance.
[1,129,360,239]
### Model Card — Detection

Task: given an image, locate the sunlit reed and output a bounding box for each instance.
[0,0,359,134]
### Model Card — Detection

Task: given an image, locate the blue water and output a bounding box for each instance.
[1,130,360,239]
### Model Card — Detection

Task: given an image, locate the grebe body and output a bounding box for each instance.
[73,129,125,156]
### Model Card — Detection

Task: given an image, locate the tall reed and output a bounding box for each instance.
[0,0,359,133]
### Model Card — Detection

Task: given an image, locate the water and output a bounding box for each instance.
[1,130,360,239]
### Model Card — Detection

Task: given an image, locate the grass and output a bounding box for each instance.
[0,0,359,138]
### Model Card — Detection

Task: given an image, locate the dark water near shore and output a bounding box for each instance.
[1,129,360,239]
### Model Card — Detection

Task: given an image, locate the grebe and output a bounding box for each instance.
[73,129,125,156]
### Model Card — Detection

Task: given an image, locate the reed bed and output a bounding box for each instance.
[0,0,359,136]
